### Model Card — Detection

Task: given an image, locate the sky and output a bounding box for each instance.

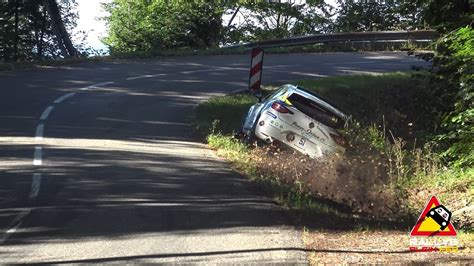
[73,0,111,52]
[73,0,339,51]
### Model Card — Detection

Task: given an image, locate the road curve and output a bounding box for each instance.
[0,52,428,264]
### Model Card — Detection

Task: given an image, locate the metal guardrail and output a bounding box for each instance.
[224,30,439,49]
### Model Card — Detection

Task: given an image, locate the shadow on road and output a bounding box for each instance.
[0,53,430,263]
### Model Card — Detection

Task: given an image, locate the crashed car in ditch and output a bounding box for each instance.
[238,84,348,159]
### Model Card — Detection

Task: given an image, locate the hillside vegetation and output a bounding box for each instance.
[195,72,473,229]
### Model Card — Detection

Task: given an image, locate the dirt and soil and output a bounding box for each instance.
[303,230,473,264]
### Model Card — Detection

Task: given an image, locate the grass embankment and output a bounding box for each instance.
[194,72,473,232]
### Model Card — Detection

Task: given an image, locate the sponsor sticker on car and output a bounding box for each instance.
[298,137,307,146]
[270,120,283,129]
[266,111,277,119]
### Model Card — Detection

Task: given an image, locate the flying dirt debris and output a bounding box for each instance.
[237,84,348,159]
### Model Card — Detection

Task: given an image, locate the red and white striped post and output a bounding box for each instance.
[249,47,264,92]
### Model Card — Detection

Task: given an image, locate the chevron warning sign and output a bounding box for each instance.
[249,48,264,92]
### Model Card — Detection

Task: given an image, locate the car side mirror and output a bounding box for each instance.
[253,90,263,102]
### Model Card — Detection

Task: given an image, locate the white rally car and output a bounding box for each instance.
[240,84,347,158]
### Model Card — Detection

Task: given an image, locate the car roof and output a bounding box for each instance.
[280,84,347,120]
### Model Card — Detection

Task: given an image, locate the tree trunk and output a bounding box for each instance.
[227,6,240,27]
[44,0,77,57]
[38,7,47,59]
[13,0,19,61]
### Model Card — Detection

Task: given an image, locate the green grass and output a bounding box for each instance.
[206,132,347,220]
[207,133,325,211]
[194,93,256,136]
[295,73,435,140]
[197,72,436,142]
[207,134,253,171]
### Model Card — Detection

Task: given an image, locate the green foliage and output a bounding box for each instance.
[333,0,472,33]
[222,0,332,44]
[334,0,400,32]
[421,0,473,33]
[430,26,474,167]
[102,1,469,51]
[396,0,427,30]
[412,1,473,167]
[0,0,78,62]
[103,0,224,54]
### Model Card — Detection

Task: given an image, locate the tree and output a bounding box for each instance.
[103,0,224,54]
[223,0,331,43]
[421,0,472,33]
[334,0,399,32]
[433,26,473,167]
[0,0,78,62]
[44,0,77,57]
[420,0,473,167]
[396,0,427,30]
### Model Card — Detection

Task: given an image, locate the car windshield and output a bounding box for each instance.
[287,92,344,129]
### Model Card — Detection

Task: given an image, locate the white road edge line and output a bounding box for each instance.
[33,147,42,166]
[0,209,31,244]
[126,75,146,81]
[81,81,115,91]
[29,173,41,199]
[149,73,166,77]
[35,124,44,141]
[39,106,54,120]
[126,74,163,81]
[3,80,116,244]
[54,92,76,104]
[93,81,114,87]
[1,80,116,245]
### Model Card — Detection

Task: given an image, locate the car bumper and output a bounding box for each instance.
[254,115,327,158]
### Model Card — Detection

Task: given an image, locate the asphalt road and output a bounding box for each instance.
[0,52,428,264]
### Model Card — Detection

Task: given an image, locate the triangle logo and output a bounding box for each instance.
[410,196,457,237]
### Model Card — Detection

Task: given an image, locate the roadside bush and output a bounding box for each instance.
[428,26,474,167]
